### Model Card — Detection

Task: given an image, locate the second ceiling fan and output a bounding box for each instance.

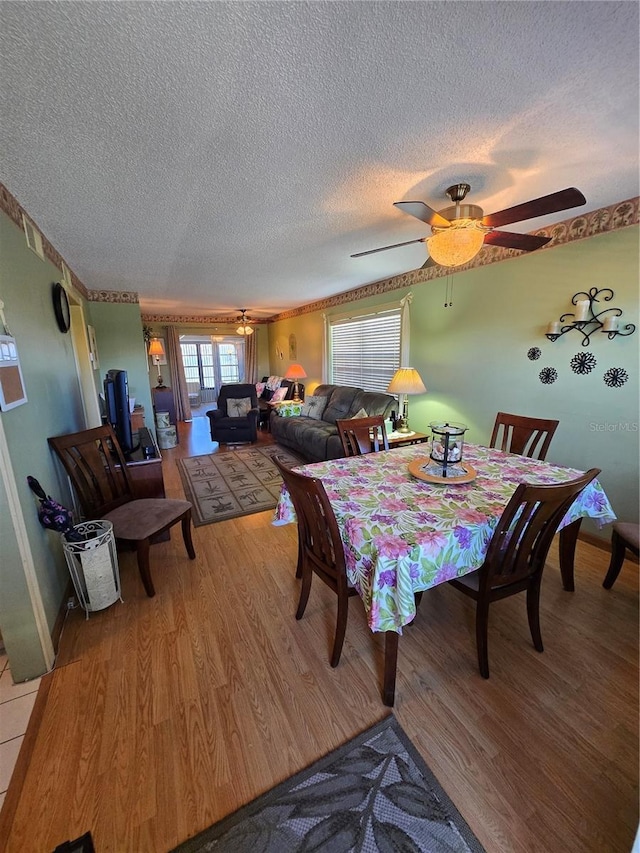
[351,183,586,268]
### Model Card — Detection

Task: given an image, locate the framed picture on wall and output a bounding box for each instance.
[0,335,28,410]
[288,333,297,360]
[87,325,100,370]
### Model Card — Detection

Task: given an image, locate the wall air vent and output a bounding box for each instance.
[21,214,44,259]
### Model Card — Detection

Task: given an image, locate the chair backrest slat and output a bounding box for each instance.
[48,425,134,517]
[336,415,389,457]
[274,457,347,589]
[490,412,559,461]
[482,468,601,589]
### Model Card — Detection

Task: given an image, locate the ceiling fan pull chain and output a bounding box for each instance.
[444,274,453,308]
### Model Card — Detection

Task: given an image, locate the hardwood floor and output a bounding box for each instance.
[1,416,638,852]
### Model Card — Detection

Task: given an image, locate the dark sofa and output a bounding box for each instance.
[270,383,397,462]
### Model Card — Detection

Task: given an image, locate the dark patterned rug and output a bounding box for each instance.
[177,445,302,526]
[171,715,485,852]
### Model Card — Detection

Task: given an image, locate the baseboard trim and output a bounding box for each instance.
[578,528,639,563]
[51,579,75,655]
[578,530,610,553]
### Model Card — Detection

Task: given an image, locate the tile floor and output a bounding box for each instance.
[0,651,40,811]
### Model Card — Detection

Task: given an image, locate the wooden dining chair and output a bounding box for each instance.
[336,415,389,457]
[602,522,639,589]
[489,412,559,461]
[48,424,196,597]
[448,467,600,678]
[274,455,358,667]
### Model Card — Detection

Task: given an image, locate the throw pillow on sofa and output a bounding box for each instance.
[351,408,369,419]
[227,397,253,417]
[255,382,266,397]
[271,387,288,402]
[274,401,303,418]
[301,395,328,420]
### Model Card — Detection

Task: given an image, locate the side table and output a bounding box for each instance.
[387,430,429,449]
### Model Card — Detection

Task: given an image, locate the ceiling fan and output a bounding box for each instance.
[351,183,587,268]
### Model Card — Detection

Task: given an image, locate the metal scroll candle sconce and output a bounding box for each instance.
[545,288,636,347]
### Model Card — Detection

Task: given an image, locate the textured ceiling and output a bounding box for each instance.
[1,1,638,320]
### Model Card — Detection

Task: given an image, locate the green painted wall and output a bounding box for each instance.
[0,211,87,679]
[269,226,639,538]
[0,210,154,679]
[89,301,153,430]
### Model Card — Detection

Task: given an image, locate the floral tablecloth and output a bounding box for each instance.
[273,444,616,634]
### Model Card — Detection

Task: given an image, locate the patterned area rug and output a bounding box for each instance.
[177,445,302,526]
[171,715,485,852]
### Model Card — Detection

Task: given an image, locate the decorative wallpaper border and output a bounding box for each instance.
[269,196,640,322]
[0,182,90,301]
[1,182,637,323]
[139,313,266,326]
[86,290,139,304]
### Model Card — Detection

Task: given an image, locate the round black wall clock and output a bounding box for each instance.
[52,282,71,333]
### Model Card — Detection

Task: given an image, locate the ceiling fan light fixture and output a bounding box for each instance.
[236,308,254,335]
[426,219,488,267]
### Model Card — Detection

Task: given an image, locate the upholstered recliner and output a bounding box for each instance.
[207,383,259,444]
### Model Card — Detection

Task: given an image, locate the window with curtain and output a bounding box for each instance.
[179,337,244,389]
[329,308,401,392]
[218,342,241,384]
[180,342,216,388]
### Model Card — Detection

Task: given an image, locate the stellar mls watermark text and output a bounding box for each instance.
[589,422,638,432]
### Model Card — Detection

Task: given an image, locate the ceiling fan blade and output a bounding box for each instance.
[420,257,437,270]
[351,237,426,258]
[393,201,451,228]
[484,231,552,251]
[482,188,586,228]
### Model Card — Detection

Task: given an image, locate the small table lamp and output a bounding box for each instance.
[386,367,427,433]
[284,363,307,402]
[148,338,166,387]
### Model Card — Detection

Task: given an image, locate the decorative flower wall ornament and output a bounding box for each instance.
[539,367,558,385]
[570,352,597,375]
[527,347,541,360]
[603,367,629,388]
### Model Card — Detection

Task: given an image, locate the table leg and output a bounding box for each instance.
[559,518,582,591]
[383,631,399,707]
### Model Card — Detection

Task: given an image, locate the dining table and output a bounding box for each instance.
[273,442,616,706]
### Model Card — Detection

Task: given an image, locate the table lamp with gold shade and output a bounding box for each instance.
[386,368,427,433]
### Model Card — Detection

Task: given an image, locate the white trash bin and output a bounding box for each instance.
[61,520,122,618]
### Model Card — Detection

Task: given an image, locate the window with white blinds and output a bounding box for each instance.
[329,308,401,393]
